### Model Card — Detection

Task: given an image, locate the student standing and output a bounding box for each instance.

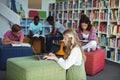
[2,24,24,45]
[77,14,97,52]
[46,16,66,52]
[44,29,86,80]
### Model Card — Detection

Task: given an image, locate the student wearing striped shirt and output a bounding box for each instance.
[77,14,97,52]
[2,24,24,45]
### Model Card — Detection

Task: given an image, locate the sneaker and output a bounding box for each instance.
[87,48,91,52]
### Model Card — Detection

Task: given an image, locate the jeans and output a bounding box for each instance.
[46,34,63,52]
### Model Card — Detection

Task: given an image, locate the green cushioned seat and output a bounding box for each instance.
[6,56,66,80]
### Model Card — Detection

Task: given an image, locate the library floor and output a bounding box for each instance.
[0,60,120,80]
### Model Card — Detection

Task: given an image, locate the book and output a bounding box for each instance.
[80,40,88,42]
[117,25,120,34]
[117,39,120,48]
[112,25,117,35]
[118,51,120,61]
[33,34,45,38]
[42,26,52,35]
[11,43,31,47]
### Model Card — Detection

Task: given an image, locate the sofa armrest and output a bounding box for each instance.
[0,45,33,70]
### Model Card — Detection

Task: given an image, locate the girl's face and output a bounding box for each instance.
[81,23,88,30]
[63,36,68,46]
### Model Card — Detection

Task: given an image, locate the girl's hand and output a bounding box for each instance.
[48,52,55,56]
[43,54,58,62]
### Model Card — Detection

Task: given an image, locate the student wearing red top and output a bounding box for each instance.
[77,14,97,52]
[2,24,24,45]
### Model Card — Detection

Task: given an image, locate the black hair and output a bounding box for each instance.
[34,16,39,21]
[79,14,92,31]
[46,16,54,22]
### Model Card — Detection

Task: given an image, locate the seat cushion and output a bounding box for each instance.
[85,49,106,75]
[6,56,66,80]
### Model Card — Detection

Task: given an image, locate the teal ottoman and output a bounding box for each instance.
[6,56,66,80]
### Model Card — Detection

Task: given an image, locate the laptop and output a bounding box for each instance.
[35,53,48,60]
[35,54,44,60]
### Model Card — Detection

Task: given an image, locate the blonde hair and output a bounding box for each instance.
[63,29,86,61]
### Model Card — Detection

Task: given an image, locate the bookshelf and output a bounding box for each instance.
[48,0,120,63]
[20,10,47,35]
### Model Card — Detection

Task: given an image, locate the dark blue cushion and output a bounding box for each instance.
[0,38,2,45]
[0,45,33,70]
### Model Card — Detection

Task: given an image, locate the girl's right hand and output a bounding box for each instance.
[43,53,58,62]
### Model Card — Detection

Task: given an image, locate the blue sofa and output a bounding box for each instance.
[0,44,33,70]
[0,38,2,45]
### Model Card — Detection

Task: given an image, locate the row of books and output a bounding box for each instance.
[54,9,109,21]
[100,35,120,49]
[109,9,118,21]
[107,38,116,48]
[91,0,108,8]
[108,24,120,35]
[99,34,107,46]
[51,9,119,22]
[91,10,99,20]
[50,6,119,23]
[117,50,120,61]
[50,0,119,11]
[107,50,115,60]
[54,11,81,20]
[110,0,119,8]
[107,50,120,61]
[117,39,120,49]
[99,23,107,33]
[99,10,108,20]
[20,19,32,26]
[91,9,109,21]
[63,11,79,20]
[99,34,119,48]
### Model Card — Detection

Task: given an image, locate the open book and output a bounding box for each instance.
[11,43,31,47]
[33,34,45,38]
[80,40,88,42]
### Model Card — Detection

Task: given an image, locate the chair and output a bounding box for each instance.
[0,45,33,70]
[56,40,65,56]
[23,36,41,54]
[84,49,106,75]
[6,56,66,80]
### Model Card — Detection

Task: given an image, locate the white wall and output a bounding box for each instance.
[16,0,55,18]
[0,0,6,5]
[0,15,10,38]
[0,0,56,18]
[0,0,10,38]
